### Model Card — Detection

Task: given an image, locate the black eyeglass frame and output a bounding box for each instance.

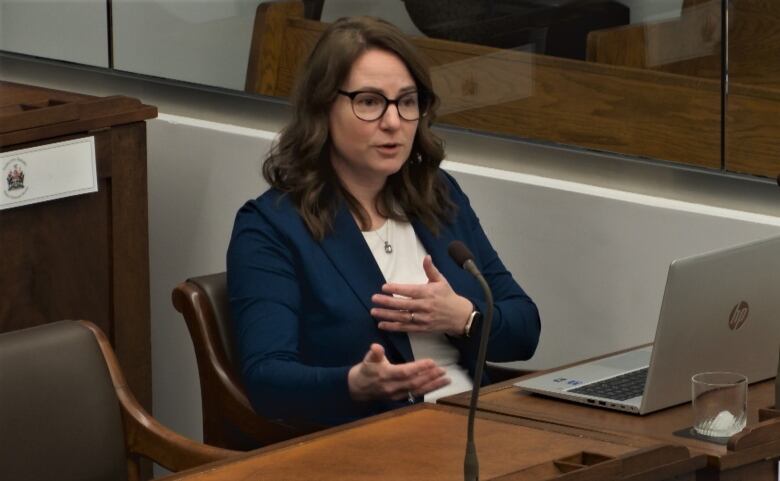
[337,89,429,122]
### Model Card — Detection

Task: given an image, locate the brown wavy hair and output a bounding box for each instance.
[262,16,455,240]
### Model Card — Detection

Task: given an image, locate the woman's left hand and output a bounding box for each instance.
[371,255,474,336]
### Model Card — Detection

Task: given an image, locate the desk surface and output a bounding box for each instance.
[160,404,702,481]
[439,374,780,479]
[440,377,775,455]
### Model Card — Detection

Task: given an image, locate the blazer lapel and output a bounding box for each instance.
[319,204,414,363]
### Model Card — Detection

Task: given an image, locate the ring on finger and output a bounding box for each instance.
[409,311,415,323]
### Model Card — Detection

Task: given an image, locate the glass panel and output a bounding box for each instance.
[0,0,109,68]
[1,0,740,176]
[321,1,422,34]
[725,0,780,178]
[243,0,724,172]
[112,0,258,90]
[542,0,723,170]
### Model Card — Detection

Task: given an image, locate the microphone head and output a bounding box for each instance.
[448,240,474,268]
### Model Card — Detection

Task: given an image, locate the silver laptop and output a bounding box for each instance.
[515,234,780,415]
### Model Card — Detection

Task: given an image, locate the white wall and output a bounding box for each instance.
[147,116,275,447]
[146,114,780,462]
[447,164,780,368]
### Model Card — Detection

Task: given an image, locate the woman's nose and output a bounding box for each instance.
[379,103,402,129]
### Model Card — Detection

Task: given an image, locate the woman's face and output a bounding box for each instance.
[328,48,420,193]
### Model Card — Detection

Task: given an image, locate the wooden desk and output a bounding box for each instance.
[440,377,780,480]
[160,404,704,481]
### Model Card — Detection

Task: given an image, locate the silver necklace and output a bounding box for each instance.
[374,219,393,254]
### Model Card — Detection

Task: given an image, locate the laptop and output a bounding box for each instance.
[515,234,780,415]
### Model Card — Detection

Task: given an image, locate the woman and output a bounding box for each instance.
[227,16,540,427]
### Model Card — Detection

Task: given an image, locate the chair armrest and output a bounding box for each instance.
[213,372,324,443]
[79,321,238,474]
[118,383,237,472]
[172,282,324,446]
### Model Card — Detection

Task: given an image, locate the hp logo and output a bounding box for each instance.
[728,301,749,330]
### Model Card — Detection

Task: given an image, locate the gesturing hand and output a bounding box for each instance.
[371,255,473,336]
[348,343,450,402]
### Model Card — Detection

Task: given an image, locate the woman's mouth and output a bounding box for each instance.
[376,143,401,154]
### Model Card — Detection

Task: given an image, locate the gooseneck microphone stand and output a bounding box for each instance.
[448,241,494,481]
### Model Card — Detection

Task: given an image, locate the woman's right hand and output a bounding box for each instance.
[348,343,450,402]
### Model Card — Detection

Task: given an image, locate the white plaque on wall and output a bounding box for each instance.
[1,137,98,211]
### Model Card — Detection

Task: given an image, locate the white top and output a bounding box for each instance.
[362,218,472,402]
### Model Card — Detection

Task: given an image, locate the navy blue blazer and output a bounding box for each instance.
[227,172,540,426]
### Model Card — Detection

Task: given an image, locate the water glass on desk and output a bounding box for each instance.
[692,372,747,438]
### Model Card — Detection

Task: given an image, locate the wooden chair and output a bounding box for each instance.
[0,320,236,481]
[171,273,320,451]
[173,272,531,441]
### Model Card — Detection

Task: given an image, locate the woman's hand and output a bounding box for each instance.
[371,255,474,336]
[348,343,450,401]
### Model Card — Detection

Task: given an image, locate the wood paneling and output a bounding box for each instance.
[110,121,151,408]
[0,172,112,334]
[0,81,156,413]
[728,85,780,177]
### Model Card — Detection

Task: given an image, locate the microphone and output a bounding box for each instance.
[448,240,494,481]
[448,240,481,278]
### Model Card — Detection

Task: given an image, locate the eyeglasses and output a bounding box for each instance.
[337,89,426,121]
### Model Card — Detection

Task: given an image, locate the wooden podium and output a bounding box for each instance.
[0,82,157,410]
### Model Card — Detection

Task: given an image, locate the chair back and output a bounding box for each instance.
[173,272,315,450]
[0,321,128,481]
[189,272,237,366]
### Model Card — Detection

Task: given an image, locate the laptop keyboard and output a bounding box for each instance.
[567,367,648,401]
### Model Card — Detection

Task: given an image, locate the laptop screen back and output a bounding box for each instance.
[641,234,780,412]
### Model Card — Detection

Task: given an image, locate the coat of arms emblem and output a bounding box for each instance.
[7,164,25,190]
[3,158,28,198]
